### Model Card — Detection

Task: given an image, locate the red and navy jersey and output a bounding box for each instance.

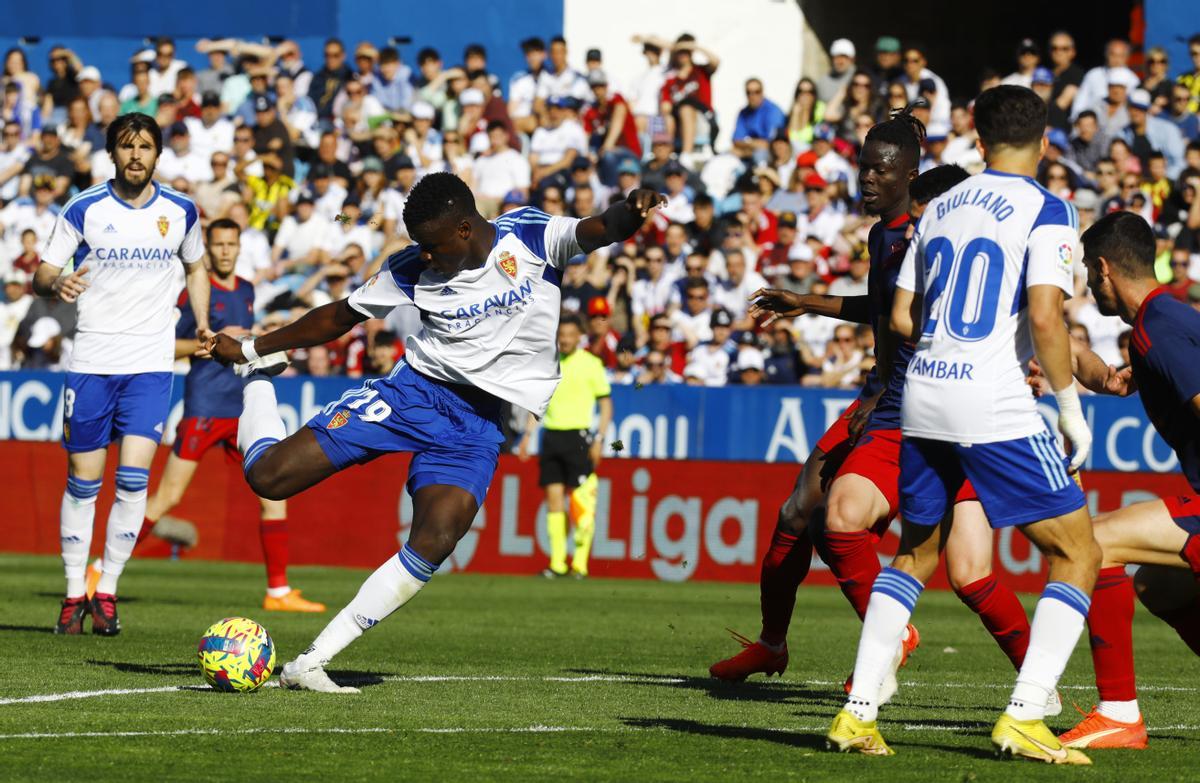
[1129,286,1200,491]
[175,276,256,419]
[864,213,913,431]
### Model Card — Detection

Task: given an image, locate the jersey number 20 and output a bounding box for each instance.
[921,236,1005,342]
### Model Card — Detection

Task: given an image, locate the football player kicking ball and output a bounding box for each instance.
[85,219,325,613]
[1045,211,1200,749]
[828,86,1099,764]
[35,113,211,635]
[207,172,664,692]
[722,118,1041,709]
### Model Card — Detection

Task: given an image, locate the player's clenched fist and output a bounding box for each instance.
[51,265,90,303]
[625,188,667,218]
[206,332,249,365]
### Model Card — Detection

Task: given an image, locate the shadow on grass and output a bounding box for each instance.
[564,667,837,705]
[621,716,828,749]
[0,624,54,634]
[87,659,196,676]
[322,670,393,688]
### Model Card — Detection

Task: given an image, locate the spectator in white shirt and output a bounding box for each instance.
[473,120,532,216]
[534,36,591,120]
[509,37,548,136]
[630,37,668,134]
[185,92,235,160]
[529,96,587,189]
[226,201,273,288]
[0,123,30,202]
[157,122,212,184]
[148,37,188,99]
[669,276,715,348]
[1072,38,1132,120]
[659,161,695,224]
[272,196,332,279]
[798,174,844,249]
[829,246,871,296]
[686,307,734,386]
[1001,38,1041,88]
[711,250,767,328]
[899,46,950,128]
[631,246,678,340]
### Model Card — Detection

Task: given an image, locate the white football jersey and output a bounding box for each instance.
[42,181,204,374]
[347,207,582,416]
[896,170,1078,443]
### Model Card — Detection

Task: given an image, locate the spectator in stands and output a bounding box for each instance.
[639,348,682,385]
[764,318,801,384]
[535,36,590,119]
[786,77,823,148]
[1001,38,1040,88]
[584,69,641,186]
[806,322,865,388]
[509,38,547,136]
[829,245,870,296]
[712,250,767,328]
[734,333,766,386]
[274,74,319,151]
[236,151,293,233]
[157,121,210,183]
[4,48,40,107]
[274,40,312,98]
[660,34,720,163]
[310,38,353,120]
[869,36,902,95]
[19,127,71,202]
[149,37,187,98]
[1068,110,1105,174]
[530,96,587,189]
[585,296,621,369]
[119,61,155,117]
[1179,34,1200,113]
[608,334,640,385]
[826,71,881,141]
[1168,82,1200,141]
[1045,31,1084,132]
[1073,38,1132,119]
[1167,246,1196,302]
[44,47,81,124]
[733,77,787,162]
[471,120,531,217]
[1095,71,1138,141]
[642,312,688,374]
[1124,88,1185,177]
[818,39,857,103]
[685,308,733,386]
[0,269,32,369]
[1141,46,1173,110]
[899,45,950,127]
[251,95,295,178]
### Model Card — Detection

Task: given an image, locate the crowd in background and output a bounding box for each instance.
[2,30,1200,389]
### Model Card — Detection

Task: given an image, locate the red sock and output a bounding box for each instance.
[1088,566,1137,701]
[955,575,1030,670]
[759,528,813,646]
[260,518,289,590]
[818,530,881,619]
[135,517,156,547]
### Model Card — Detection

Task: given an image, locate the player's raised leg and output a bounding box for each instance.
[56,447,105,634]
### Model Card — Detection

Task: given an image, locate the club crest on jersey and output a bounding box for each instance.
[498,251,517,278]
[157,216,169,237]
[327,410,351,429]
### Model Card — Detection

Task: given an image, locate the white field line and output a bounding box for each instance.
[1,673,1197,707]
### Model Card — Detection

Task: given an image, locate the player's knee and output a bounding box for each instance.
[1134,565,1197,616]
[776,494,807,536]
[824,492,866,534]
[946,559,990,593]
[246,461,288,502]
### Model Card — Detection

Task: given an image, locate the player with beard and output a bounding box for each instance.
[36,113,210,635]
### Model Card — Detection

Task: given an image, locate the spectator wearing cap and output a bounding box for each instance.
[367,46,411,112]
[119,60,156,117]
[629,35,668,139]
[582,69,642,186]
[920,123,950,172]
[1181,34,1200,114]
[508,38,548,136]
[686,307,734,386]
[456,87,489,154]
[1167,82,1200,142]
[712,249,768,329]
[185,91,235,160]
[659,161,695,224]
[1093,67,1139,141]
[584,296,623,369]
[21,315,65,370]
[829,243,871,296]
[1029,66,1055,105]
[0,268,32,369]
[157,120,211,183]
[310,37,354,120]
[1045,31,1084,131]
[308,155,352,222]
[19,126,72,202]
[611,157,642,199]
[272,39,312,99]
[1001,38,1041,88]
[659,33,721,163]
[899,45,950,127]
[817,39,856,103]
[1072,38,1131,120]
[778,243,821,296]
[734,334,766,386]
[251,94,296,178]
[236,150,294,233]
[869,36,903,94]
[811,122,855,192]
[530,94,587,190]
[733,78,787,162]
[75,66,104,123]
[534,36,591,121]
[473,120,531,217]
[799,171,842,248]
[402,101,443,174]
[1123,88,1186,178]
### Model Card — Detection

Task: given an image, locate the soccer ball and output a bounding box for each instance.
[197,617,276,692]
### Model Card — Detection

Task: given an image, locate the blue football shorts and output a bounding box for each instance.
[62,371,173,453]
[306,361,505,506]
[899,427,1086,528]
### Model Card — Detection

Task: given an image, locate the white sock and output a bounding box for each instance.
[845,568,924,722]
[293,544,435,669]
[96,467,150,595]
[61,477,101,597]
[1007,581,1091,721]
[1097,699,1141,723]
[239,379,287,471]
[266,585,291,599]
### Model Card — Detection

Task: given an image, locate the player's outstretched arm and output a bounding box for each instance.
[575,189,666,254]
[208,299,367,365]
[1028,284,1091,470]
[1070,343,1136,397]
[748,288,871,326]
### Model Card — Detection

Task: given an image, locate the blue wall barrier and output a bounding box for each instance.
[0,370,1178,473]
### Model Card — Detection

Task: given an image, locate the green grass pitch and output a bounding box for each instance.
[0,553,1196,782]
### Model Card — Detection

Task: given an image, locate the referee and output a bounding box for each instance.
[519,312,613,578]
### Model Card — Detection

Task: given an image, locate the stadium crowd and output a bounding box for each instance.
[1,31,1200,389]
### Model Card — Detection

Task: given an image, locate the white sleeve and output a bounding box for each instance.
[1026,224,1077,296]
[272,217,295,250]
[180,215,205,264]
[543,215,584,268]
[41,211,82,268]
[347,268,408,319]
[896,232,920,293]
[512,155,531,190]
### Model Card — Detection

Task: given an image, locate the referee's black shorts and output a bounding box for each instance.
[538,429,594,489]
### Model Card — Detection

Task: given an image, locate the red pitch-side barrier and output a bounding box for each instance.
[2,441,1190,591]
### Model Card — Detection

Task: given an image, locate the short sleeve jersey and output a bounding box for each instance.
[347,207,583,416]
[1129,286,1200,491]
[41,181,204,374]
[542,348,612,431]
[896,169,1078,443]
[176,276,255,419]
